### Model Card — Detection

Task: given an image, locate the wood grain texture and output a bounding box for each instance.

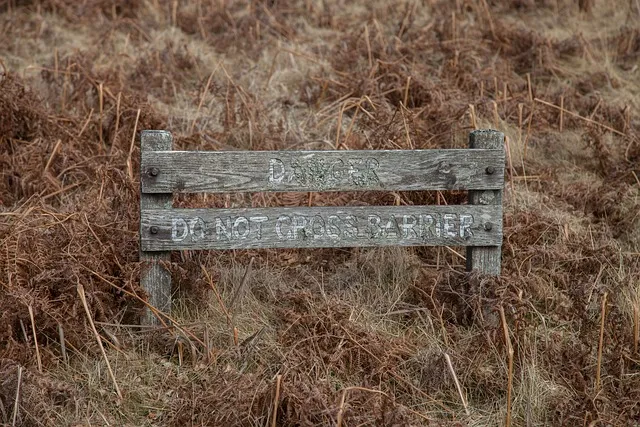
[140,130,173,325]
[466,130,504,276]
[141,149,505,193]
[141,205,503,251]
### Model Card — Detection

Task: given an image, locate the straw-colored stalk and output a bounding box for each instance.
[505,135,515,179]
[444,353,470,416]
[54,48,59,80]
[19,320,28,343]
[482,0,497,40]
[271,374,282,427]
[201,264,232,326]
[203,327,211,364]
[190,65,219,134]
[44,139,62,175]
[523,105,535,162]
[633,303,639,355]
[595,292,608,391]
[336,388,348,427]
[500,306,513,427]
[492,101,500,129]
[335,101,347,149]
[559,95,564,132]
[12,365,22,427]
[403,76,411,107]
[77,108,94,138]
[364,23,373,68]
[177,341,183,366]
[77,283,122,399]
[126,108,141,181]
[517,103,524,145]
[623,105,631,134]
[535,98,624,136]
[343,102,361,150]
[171,0,178,26]
[27,305,42,373]
[469,104,478,129]
[589,98,601,120]
[42,183,81,201]
[98,82,104,150]
[400,103,413,149]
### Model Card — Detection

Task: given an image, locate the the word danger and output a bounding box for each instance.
[268,157,380,187]
[170,213,475,243]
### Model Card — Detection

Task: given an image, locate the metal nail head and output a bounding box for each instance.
[484,222,493,231]
[485,166,495,175]
[150,226,159,234]
[149,167,159,177]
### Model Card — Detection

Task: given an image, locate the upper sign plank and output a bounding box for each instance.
[141,149,504,193]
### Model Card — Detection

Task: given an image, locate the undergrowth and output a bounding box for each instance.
[1,0,639,425]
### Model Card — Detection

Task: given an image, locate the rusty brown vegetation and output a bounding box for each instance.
[1,0,639,426]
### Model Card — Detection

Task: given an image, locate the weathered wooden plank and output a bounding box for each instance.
[466,130,504,276]
[141,205,502,251]
[140,131,173,325]
[141,149,505,193]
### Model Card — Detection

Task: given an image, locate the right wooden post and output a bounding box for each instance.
[466,129,504,276]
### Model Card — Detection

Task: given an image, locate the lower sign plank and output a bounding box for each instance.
[141,205,502,251]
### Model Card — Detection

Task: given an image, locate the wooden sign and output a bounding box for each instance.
[139,129,505,325]
[141,205,502,251]
[141,149,504,193]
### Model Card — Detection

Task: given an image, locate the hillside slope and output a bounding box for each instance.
[1,1,639,425]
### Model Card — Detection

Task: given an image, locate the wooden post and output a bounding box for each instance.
[466,129,504,276]
[140,130,173,325]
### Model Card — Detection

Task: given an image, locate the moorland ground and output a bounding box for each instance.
[1,0,640,425]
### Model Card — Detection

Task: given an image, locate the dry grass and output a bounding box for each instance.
[1,0,640,425]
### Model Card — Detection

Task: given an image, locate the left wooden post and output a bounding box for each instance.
[140,130,172,325]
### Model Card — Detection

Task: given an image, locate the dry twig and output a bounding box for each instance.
[444,353,470,416]
[271,374,282,427]
[535,98,625,136]
[596,292,608,391]
[77,283,122,399]
[27,306,42,373]
[11,365,22,427]
[634,303,639,355]
[500,306,513,427]
[126,108,141,181]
